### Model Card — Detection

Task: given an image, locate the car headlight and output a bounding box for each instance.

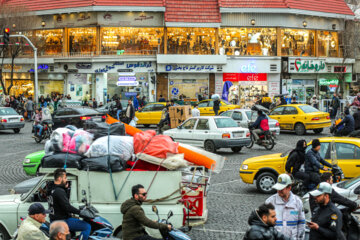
[24,158,31,164]
[241,164,248,170]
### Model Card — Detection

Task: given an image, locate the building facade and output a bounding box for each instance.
[0,0,355,106]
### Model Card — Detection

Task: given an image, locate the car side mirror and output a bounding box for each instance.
[354,187,360,195]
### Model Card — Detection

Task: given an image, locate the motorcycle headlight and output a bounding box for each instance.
[48,124,52,127]
[241,164,248,170]
[24,158,31,164]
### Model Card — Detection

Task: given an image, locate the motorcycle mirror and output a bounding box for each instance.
[152,205,158,214]
[167,210,174,220]
[82,190,86,196]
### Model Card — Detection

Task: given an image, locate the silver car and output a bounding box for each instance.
[221,109,280,135]
[0,107,25,133]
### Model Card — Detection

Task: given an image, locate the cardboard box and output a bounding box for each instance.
[170,117,184,129]
[175,105,192,121]
[169,106,176,119]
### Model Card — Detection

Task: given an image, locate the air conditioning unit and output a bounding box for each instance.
[270,64,278,72]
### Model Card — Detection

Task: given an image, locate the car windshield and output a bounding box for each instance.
[299,105,319,113]
[0,108,17,115]
[214,118,238,128]
[339,176,360,189]
[222,100,231,105]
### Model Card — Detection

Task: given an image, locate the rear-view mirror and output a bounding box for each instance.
[152,205,158,214]
[167,210,173,219]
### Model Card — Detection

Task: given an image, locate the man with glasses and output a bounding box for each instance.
[17,203,50,240]
[121,184,172,240]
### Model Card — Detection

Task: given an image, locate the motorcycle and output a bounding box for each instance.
[34,120,54,143]
[152,205,192,240]
[246,125,276,150]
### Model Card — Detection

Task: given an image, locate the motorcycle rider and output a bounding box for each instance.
[309,172,359,212]
[285,140,310,187]
[49,169,91,240]
[243,203,291,240]
[305,139,332,188]
[250,110,270,143]
[33,108,43,139]
[308,182,344,240]
[121,184,171,240]
[17,203,50,240]
[266,174,305,240]
[335,108,354,136]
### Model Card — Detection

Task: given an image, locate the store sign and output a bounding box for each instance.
[29,64,49,73]
[118,76,136,81]
[223,73,267,82]
[319,79,339,87]
[294,58,326,72]
[125,92,138,98]
[76,63,92,69]
[118,69,133,73]
[165,64,215,72]
[116,81,139,86]
[240,62,257,73]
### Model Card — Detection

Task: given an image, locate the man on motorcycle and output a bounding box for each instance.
[121,184,172,240]
[250,110,270,143]
[335,108,355,136]
[49,169,91,240]
[33,108,43,139]
[17,203,50,240]
[305,139,332,188]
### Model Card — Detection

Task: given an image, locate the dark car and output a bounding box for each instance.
[96,100,127,114]
[53,107,105,129]
[0,107,25,133]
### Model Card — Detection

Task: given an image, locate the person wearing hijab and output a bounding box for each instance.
[285,140,309,187]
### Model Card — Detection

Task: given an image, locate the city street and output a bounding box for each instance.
[0,122,330,239]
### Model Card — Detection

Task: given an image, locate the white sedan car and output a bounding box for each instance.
[163,116,251,153]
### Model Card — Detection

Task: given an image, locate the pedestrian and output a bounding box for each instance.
[285,139,310,188]
[191,103,200,117]
[280,95,287,105]
[125,99,135,124]
[49,221,70,240]
[330,93,340,119]
[307,182,344,240]
[243,203,291,240]
[265,174,305,239]
[133,95,140,111]
[305,139,332,187]
[121,184,171,240]
[213,98,220,116]
[291,97,298,104]
[26,97,35,120]
[353,108,360,130]
[40,98,47,108]
[92,98,98,108]
[310,95,319,109]
[9,96,18,109]
[197,93,203,102]
[139,96,147,108]
[66,94,71,100]
[32,109,43,139]
[260,93,272,109]
[158,95,166,102]
[17,203,50,240]
[82,101,89,107]
[115,98,123,120]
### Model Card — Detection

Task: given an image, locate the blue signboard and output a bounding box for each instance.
[125,92,138,98]
[171,87,179,96]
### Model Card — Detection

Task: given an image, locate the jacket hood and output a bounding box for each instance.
[295,140,307,152]
[248,210,269,228]
[121,198,141,214]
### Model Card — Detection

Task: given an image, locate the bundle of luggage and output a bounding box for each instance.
[42,121,189,173]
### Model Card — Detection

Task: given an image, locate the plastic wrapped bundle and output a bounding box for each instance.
[84,136,134,161]
[81,156,127,172]
[49,127,75,152]
[84,121,125,140]
[41,153,82,169]
[62,129,94,155]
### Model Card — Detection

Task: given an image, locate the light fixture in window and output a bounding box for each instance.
[332,24,336,30]
[303,21,307,28]
[251,19,255,26]
[41,21,46,27]
[235,50,240,56]
[12,24,16,29]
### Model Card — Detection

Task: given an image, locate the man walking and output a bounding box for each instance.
[25,97,35,121]
[125,99,135,124]
[266,174,305,240]
[330,93,340,119]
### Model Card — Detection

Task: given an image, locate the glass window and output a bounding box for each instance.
[270,107,285,115]
[77,108,99,115]
[141,104,155,112]
[336,143,355,159]
[281,29,315,56]
[69,28,96,54]
[214,118,238,128]
[318,31,339,57]
[35,29,63,56]
[167,28,216,55]
[219,28,277,56]
[101,27,164,55]
[299,105,319,113]
[181,119,197,129]
[283,107,298,115]
[196,119,210,130]
[198,102,209,108]
[220,111,232,117]
[55,109,66,116]
[355,146,360,158]
[170,79,208,99]
[0,108,17,115]
[152,104,166,111]
[305,142,330,159]
[232,112,242,120]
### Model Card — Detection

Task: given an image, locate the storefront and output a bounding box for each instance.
[221,58,281,108]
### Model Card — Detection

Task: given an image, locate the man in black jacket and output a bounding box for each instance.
[244,203,291,240]
[336,108,355,136]
[330,93,340,119]
[49,169,91,240]
[125,99,135,124]
[285,139,310,186]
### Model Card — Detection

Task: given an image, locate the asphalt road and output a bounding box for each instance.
[0,122,330,239]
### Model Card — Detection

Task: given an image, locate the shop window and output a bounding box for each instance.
[281,29,315,56]
[169,79,208,100]
[101,27,164,55]
[219,28,277,56]
[69,28,96,54]
[283,107,298,115]
[196,119,210,130]
[167,28,216,55]
[318,31,339,57]
[35,29,63,56]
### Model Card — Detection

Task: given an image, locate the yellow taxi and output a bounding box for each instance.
[239,137,360,193]
[135,102,167,127]
[198,99,240,116]
[268,104,331,135]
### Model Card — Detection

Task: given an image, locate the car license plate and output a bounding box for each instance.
[9,118,18,122]
[233,132,243,138]
[92,117,101,121]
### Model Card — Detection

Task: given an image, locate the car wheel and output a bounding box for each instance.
[204,140,216,153]
[313,128,323,134]
[256,172,277,194]
[231,147,242,153]
[294,123,306,135]
[35,137,42,143]
[143,124,150,128]
[13,128,20,133]
[0,225,10,240]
